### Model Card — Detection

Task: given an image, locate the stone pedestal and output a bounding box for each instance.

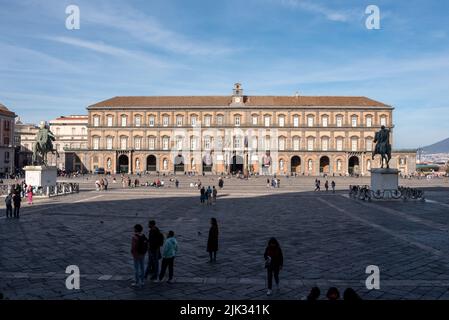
[24,166,57,188]
[370,168,399,192]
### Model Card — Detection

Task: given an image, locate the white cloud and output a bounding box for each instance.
[276,0,358,22]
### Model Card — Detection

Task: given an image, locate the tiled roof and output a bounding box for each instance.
[0,103,16,116]
[88,96,390,109]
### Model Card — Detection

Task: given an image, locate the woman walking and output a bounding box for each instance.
[200,186,206,204]
[26,185,33,205]
[264,237,283,296]
[207,218,219,262]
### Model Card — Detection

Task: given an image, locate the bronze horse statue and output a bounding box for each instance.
[32,121,59,165]
[372,125,392,169]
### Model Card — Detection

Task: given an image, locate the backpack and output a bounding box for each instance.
[136,234,148,255]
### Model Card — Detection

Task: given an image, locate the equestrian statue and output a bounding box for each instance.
[32,121,59,165]
[372,125,392,169]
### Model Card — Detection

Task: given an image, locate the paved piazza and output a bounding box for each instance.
[1,175,449,300]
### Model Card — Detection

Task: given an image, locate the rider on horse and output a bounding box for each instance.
[372,125,392,168]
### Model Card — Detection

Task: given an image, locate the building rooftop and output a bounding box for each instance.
[0,102,16,117]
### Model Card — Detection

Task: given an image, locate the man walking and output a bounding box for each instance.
[331,181,336,193]
[145,220,164,281]
[159,231,178,283]
[325,180,329,192]
[212,186,217,204]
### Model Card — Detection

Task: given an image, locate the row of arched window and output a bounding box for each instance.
[91,113,389,128]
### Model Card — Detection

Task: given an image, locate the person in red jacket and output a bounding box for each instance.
[264,237,283,296]
[131,224,147,288]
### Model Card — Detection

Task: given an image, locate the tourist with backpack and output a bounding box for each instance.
[131,224,147,288]
[159,231,178,283]
[145,220,164,281]
[5,193,13,218]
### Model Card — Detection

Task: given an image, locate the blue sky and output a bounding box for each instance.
[0,0,448,148]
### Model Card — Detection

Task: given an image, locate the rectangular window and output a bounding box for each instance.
[293,116,299,127]
[93,117,100,127]
[307,116,314,127]
[190,138,197,150]
[176,116,183,127]
[148,137,155,150]
[278,138,285,150]
[234,116,240,126]
[336,139,343,151]
[322,139,328,151]
[107,116,113,127]
[135,137,141,150]
[279,117,285,127]
[366,140,373,151]
[121,116,127,127]
[252,116,258,126]
[205,116,211,127]
[293,138,300,151]
[307,138,314,151]
[252,137,258,149]
[163,116,169,127]
[351,139,358,151]
[204,137,211,149]
[191,116,197,127]
[176,137,183,150]
[380,116,387,126]
[149,116,155,127]
[120,137,127,150]
[217,115,223,126]
[322,117,328,127]
[336,116,343,127]
[162,137,169,150]
[234,137,241,149]
[135,116,141,127]
[106,137,113,150]
[264,116,270,127]
[93,138,100,150]
[366,117,372,127]
[352,117,357,127]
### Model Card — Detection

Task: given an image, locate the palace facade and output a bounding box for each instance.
[78,84,416,176]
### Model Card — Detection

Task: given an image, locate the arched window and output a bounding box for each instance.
[380,115,387,126]
[308,159,313,172]
[163,159,168,170]
[366,115,373,127]
[106,115,113,127]
[134,115,142,127]
[337,159,342,171]
[293,115,300,127]
[336,115,343,127]
[264,115,271,127]
[351,115,358,127]
[204,115,212,127]
[321,115,329,127]
[93,115,100,127]
[278,115,285,127]
[307,115,314,127]
[176,115,183,126]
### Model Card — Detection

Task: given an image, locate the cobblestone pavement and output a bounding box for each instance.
[1,175,449,300]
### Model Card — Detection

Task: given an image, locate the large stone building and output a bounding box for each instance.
[78,84,416,176]
[0,103,16,176]
[47,115,88,172]
[14,118,39,170]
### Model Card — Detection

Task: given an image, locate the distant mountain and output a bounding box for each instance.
[422,138,449,154]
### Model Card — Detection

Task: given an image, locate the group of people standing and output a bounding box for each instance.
[200,186,218,205]
[94,178,108,191]
[131,218,219,288]
[4,182,33,219]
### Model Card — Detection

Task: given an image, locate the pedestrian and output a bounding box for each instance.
[206,186,212,205]
[131,224,147,288]
[5,192,13,218]
[104,178,108,191]
[159,231,178,283]
[324,180,329,192]
[314,180,321,192]
[200,186,206,204]
[331,181,336,193]
[207,218,219,262]
[212,186,217,204]
[26,184,33,205]
[175,179,179,188]
[12,192,21,218]
[145,220,164,281]
[266,178,270,188]
[307,287,321,301]
[218,177,224,189]
[264,237,283,296]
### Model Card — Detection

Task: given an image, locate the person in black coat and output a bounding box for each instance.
[264,237,283,296]
[12,192,21,218]
[207,218,219,262]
